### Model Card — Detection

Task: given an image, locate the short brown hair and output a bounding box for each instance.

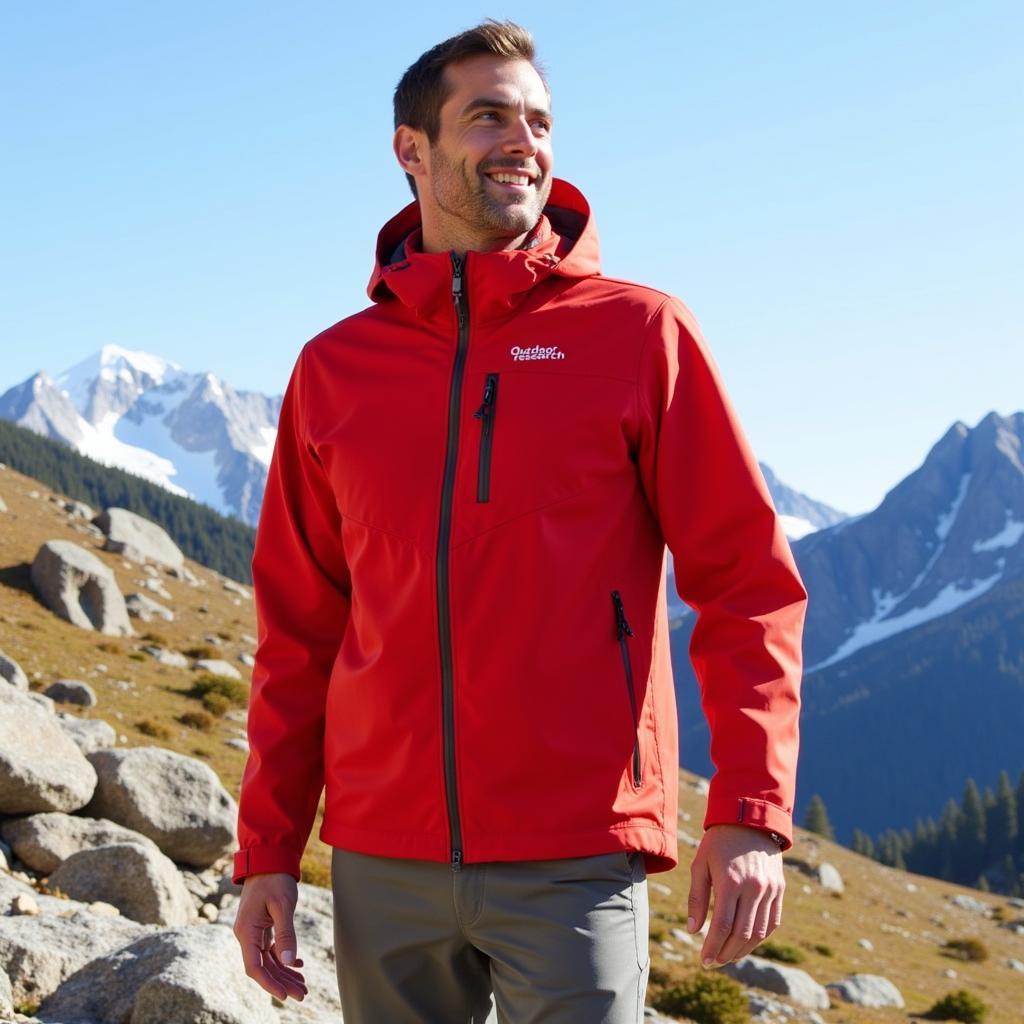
[393,19,549,199]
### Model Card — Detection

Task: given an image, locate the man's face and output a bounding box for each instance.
[424,54,554,240]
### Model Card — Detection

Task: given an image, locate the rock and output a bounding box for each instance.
[826,973,904,1008]
[0,649,29,690]
[194,658,242,680]
[55,713,117,754]
[0,964,12,1020]
[649,881,672,896]
[222,579,252,599]
[93,507,185,569]
[857,938,874,950]
[43,679,97,707]
[949,893,993,915]
[167,563,202,586]
[1,811,159,873]
[49,842,195,926]
[25,690,56,713]
[125,592,175,622]
[239,651,255,667]
[39,925,276,1024]
[12,892,40,916]
[816,862,844,893]
[721,954,831,1009]
[140,576,173,600]
[0,899,150,1005]
[142,645,189,668]
[62,499,95,519]
[0,685,97,814]
[1008,958,1024,972]
[225,737,249,752]
[85,747,237,867]
[943,967,958,978]
[199,902,218,921]
[30,539,134,636]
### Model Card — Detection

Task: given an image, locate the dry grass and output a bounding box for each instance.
[1,465,1022,1021]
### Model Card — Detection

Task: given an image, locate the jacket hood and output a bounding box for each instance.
[366,176,601,320]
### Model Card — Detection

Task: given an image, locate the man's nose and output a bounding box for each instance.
[502,115,539,154]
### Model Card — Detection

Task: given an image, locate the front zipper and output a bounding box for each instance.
[438,250,470,871]
[611,590,642,788]
[472,373,499,502]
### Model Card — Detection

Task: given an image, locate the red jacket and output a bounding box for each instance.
[232,177,807,885]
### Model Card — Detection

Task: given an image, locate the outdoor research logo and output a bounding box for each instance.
[510,345,566,362]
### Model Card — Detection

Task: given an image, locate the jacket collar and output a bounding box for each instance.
[366,177,601,322]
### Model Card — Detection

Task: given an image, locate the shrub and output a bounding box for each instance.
[141,631,169,645]
[201,692,231,717]
[941,937,989,962]
[810,942,833,956]
[136,718,172,740]
[216,630,232,641]
[95,640,120,654]
[924,988,988,1022]
[754,939,805,964]
[189,674,248,709]
[301,859,331,888]
[652,972,748,1024]
[184,644,216,660]
[179,710,215,732]
[128,652,146,662]
[190,746,210,758]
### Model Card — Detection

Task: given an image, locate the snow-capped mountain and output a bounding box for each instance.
[795,410,1024,671]
[758,461,846,540]
[0,345,282,526]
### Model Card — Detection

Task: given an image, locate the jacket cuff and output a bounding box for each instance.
[703,795,794,852]
[232,845,304,885]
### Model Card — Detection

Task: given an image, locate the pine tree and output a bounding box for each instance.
[1002,854,1020,897]
[991,770,1018,861]
[803,794,835,841]
[960,778,986,878]
[852,828,875,858]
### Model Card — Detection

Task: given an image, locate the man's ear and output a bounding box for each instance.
[394,126,428,183]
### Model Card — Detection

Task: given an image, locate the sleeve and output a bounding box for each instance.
[633,296,808,852]
[231,342,352,884]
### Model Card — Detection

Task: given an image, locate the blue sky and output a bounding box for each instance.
[2,2,1020,516]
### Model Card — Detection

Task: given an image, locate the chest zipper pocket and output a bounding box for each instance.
[611,589,642,788]
[473,373,499,503]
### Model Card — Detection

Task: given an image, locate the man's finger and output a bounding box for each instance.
[263,946,308,1000]
[686,855,711,933]
[701,885,738,967]
[727,887,771,963]
[267,895,300,966]
[238,935,288,1001]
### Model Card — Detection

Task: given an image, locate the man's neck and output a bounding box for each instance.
[417,218,542,257]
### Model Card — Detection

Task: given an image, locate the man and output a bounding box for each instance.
[231,18,807,1023]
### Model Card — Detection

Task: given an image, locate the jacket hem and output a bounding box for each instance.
[319,820,679,875]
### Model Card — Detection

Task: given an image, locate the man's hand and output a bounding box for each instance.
[232,872,308,1002]
[685,823,786,969]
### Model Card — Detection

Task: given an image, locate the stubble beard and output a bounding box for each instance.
[429,144,551,240]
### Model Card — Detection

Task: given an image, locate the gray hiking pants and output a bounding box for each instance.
[330,847,651,1023]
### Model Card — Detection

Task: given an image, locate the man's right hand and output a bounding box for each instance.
[232,872,308,1002]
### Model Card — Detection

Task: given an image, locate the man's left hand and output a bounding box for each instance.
[685,823,786,969]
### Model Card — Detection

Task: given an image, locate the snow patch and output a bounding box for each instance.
[807,571,1003,673]
[972,513,1024,553]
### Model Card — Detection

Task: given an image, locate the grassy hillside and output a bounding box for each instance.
[1,462,1022,1022]
[0,417,255,582]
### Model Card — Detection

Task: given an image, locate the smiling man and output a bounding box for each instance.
[230,19,808,1023]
